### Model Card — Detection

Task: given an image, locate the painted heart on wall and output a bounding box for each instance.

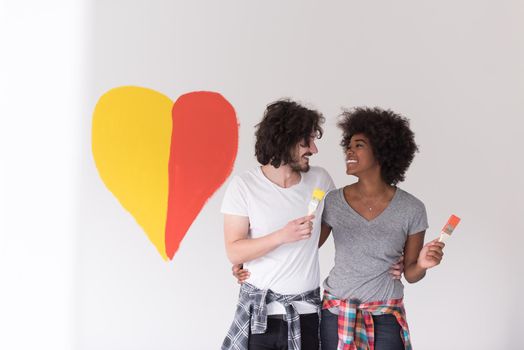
[92,86,238,260]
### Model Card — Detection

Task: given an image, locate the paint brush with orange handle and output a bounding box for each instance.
[438,214,461,242]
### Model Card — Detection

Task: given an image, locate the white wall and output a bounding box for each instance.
[0,1,88,349]
[2,0,523,349]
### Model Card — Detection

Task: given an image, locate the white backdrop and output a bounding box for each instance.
[1,0,523,349]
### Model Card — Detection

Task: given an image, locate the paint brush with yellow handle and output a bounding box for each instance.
[307,188,326,216]
[438,214,461,242]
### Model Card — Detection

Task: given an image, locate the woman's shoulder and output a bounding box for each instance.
[325,187,344,204]
[396,188,426,210]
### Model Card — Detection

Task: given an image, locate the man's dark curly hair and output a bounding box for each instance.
[255,99,324,167]
[338,107,418,185]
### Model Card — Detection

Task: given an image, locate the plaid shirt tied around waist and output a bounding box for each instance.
[222,282,321,350]
[322,290,412,350]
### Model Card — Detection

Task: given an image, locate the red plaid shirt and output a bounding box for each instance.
[322,290,412,350]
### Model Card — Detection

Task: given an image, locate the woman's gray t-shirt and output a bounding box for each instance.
[322,187,428,303]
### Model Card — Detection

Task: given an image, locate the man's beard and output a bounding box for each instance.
[289,153,312,172]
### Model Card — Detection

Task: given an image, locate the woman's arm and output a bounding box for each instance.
[318,223,332,248]
[403,231,445,283]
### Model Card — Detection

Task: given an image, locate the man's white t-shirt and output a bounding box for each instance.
[221,166,335,314]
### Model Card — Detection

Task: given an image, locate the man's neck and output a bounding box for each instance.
[260,164,301,188]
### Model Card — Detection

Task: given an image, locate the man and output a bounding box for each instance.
[221,99,334,350]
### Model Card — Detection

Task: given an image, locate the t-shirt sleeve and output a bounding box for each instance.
[319,168,336,227]
[220,175,249,216]
[325,171,336,192]
[408,200,429,235]
[321,191,336,228]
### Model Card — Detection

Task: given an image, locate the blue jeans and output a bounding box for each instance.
[249,313,319,350]
[320,309,404,350]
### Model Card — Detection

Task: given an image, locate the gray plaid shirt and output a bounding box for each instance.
[221,282,321,350]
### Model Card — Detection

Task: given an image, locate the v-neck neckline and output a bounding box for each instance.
[339,186,400,224]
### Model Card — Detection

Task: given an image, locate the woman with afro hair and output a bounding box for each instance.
[319,107,445,350]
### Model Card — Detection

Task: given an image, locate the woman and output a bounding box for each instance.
[319,107,444,350]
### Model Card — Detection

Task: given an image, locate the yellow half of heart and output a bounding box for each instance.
[92,86,173,260]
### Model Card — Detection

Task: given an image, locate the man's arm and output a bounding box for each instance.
[224,214,315,265]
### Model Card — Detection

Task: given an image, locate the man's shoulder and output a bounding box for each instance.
[221,168,262,213]
[307,165,332,178]
[232,166,261,182]
[225,167,265,194]
[305,166,335,191]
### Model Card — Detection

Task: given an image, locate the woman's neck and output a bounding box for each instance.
[353,176,392,198]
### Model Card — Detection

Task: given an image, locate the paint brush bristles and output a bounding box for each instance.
[307,188,326,216]
[438,214,461,242]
